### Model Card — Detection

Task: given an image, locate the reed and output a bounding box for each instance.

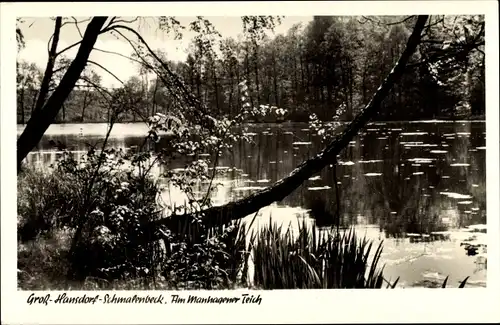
[250,219,388,289]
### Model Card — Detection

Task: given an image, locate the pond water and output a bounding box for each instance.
[18,120,487,288]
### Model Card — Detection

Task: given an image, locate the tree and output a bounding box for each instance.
[145,15,430,236]
[16,61,42,124]
[17,14,485,237]
[17,17,108,170]
[16,18,25,50]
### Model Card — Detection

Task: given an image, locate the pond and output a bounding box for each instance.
[17,120,487,288]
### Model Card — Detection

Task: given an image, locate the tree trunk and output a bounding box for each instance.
[152,79,159,116]
[273,53,279,107]
[213,65,220,115]
[145,15,429,236]
[293,55,298,105]
[30,90,38,116]
[362,64,368,105]
[81,88,89,122]
[254,44,260,107]
[228,67,234,116]
[19,86,25,124]
[33,17,62,114]
[245,47,254,109]
[62,102,66,122]
[17,17,108,172]
[236,63,241,112]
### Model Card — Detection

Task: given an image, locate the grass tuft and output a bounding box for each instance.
[250,219,388,289]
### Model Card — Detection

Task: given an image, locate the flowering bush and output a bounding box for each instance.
[308,102,347,143]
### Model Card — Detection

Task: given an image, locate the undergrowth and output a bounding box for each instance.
[17,165,469,290]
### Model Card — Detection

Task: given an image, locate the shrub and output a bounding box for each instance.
[17,153,250,289]
[17,167,81,242]
[159,218,250,290]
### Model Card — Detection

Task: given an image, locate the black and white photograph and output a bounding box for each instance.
[1,1,499,324]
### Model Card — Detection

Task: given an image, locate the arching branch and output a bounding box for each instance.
[79,76,113,103]
[105,26,203,121]
[107,16,140,26]
[56,18,114,58]
[87,60,124,85]
[102,24,204,112]
[56,40,83,57]
[93,47,144,65]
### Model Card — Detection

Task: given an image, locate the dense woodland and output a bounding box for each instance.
[16,15,485,124]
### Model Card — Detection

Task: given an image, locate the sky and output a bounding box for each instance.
[17,16,312,88]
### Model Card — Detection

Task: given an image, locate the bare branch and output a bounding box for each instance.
[108,16,140,26]
[422,16,445,32]
[47,34,55,55]
[87,60,124,85]
[360,15,419,28]
[102,16,140,33]
[60,17,91,29]
[359,16,383,26]
[103,24,204,112]
[386,15,417,26]
[52,66,68,75]
[103,17,117,31]
[56,40,83,57]
[93,47,144,65]
[71,16,84,38]
[80,76,113,100]
[56,19,115,58]
[109,29,164,78]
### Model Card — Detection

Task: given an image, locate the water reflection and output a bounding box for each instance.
[18,121,487,287]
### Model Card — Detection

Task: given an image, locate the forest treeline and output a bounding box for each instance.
[16,15,485,124]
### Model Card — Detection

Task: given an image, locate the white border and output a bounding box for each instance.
[1,2,499,324]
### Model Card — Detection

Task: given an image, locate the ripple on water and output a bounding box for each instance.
[400,132,428,136]
[234,186,266,191]
[407,158,435,164]
[358,160,383,164]
[338,161,355,166]
[364,173,382,177]
[440,192,472,199]
[422,271,447,281]
[404,143,438,147]
[308,186,332,191]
